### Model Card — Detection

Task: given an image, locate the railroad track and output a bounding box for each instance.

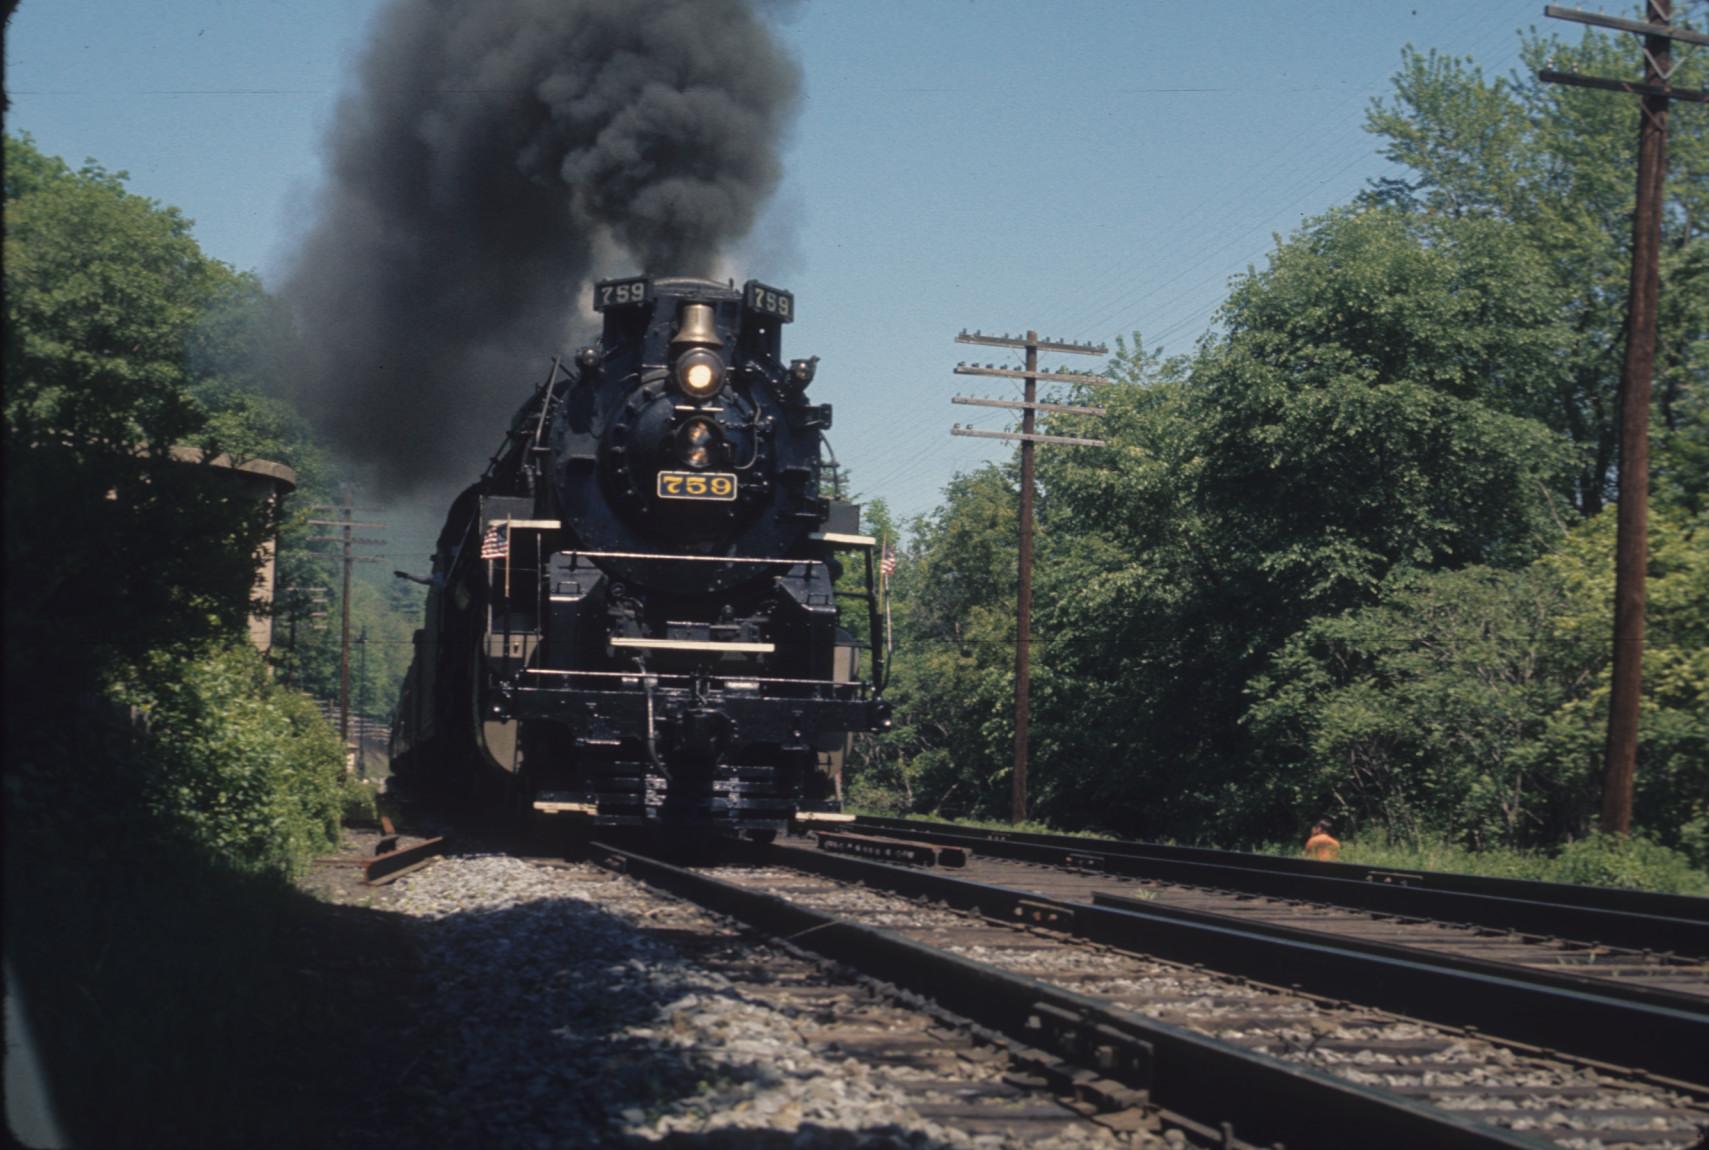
[845,817,1709,999]
[593,834,1709,1150]
[519,855,1154,1145]
[381,845,1197,1146]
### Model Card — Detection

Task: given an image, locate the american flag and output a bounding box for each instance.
[480,522,509,560]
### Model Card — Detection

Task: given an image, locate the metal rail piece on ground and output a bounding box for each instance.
[815,830,967,868]
[595,840,1555,1150]
[365,836,446,885]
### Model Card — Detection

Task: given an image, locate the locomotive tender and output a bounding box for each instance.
[391,276,890,837]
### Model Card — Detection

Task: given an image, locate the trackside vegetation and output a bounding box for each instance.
[846,29,1709,892]
[4,131,410,1145]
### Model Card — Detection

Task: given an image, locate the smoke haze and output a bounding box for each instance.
[283,0,800,493]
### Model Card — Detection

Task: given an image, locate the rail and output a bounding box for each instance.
[850,816,1709,955]
[594,840,1555,1150]
[771,841,1709,1087]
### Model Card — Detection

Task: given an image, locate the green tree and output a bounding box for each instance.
[4,135,280,671]
[1249,505,1709,860]
[3,132,355,858]
[1365,34,1709,514]
[1027,206,1575,839]
[850,467,1024,817]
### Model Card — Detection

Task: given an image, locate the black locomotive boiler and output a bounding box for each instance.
[391,276,890,837]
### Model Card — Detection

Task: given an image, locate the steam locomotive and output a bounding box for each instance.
[390,276,890,838]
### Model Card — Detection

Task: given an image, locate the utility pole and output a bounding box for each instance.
[1541,2,1708,834]
[952,329,1109,823]
[308,491,387,758]
[355,625,369,780]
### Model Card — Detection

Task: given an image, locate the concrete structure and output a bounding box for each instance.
[167,447,298,653]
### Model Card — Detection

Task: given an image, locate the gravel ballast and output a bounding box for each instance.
[378,854,1163,1148]
[705,865,1709,1150]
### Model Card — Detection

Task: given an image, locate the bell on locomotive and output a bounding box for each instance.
[389,274,891,840]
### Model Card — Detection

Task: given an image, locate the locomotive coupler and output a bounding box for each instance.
[670,707,736,761]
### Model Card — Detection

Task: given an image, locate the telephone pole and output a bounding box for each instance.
[952,329,1109,823]
[308,490,387,754]
[355,625,370,779]
[1541,2,1708,834]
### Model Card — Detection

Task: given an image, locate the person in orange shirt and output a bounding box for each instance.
[1304,820,1340,861]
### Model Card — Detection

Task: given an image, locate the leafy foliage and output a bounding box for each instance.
[0,133,447,1150]
[1365,35,1709,515]
[4,132,361,869]
[111,642,346,874]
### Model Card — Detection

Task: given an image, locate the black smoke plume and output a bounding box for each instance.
[283,0,800,493]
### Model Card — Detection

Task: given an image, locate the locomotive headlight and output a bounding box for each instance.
[675,348,725,399]
[677,417,720,470]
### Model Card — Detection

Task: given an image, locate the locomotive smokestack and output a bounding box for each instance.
[281,0,800,495]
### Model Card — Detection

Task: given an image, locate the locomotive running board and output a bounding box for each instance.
[810,531,876,547]
[561,549,814,566]
[609,637,776,654]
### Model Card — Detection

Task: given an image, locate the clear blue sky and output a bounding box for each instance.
[8,1,1553,530]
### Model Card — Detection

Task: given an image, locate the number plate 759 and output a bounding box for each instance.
[656,471,738,501]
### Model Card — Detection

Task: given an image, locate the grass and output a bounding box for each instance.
[1262,831,1709,896]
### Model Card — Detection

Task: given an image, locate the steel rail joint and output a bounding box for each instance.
[594,841,1552,1150]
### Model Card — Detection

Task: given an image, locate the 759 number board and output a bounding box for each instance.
[656,471,738,501]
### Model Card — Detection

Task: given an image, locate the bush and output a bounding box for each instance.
[338,774,379,826]
[1548,832,1709,895]
[113,641,345,875]
[1266,829,1709,895]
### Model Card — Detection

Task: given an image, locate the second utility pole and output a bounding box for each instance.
[1540,1,1709,832]
[308,491,387,753]
[953,329,1109,822]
